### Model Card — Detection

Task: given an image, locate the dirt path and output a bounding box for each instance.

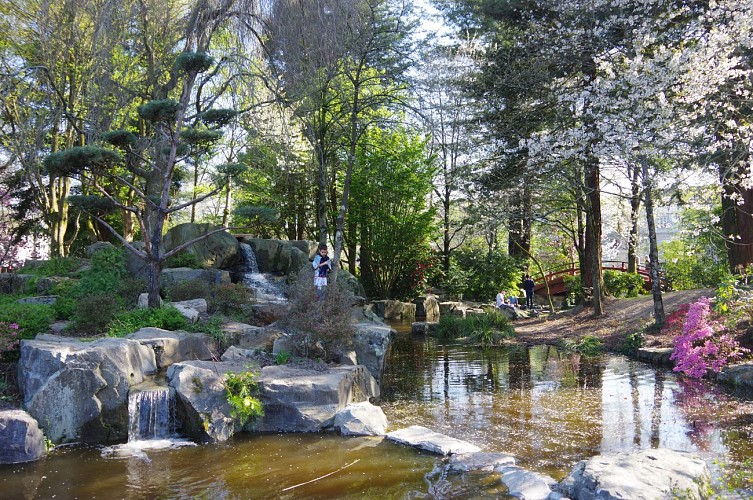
[513,289,714,351]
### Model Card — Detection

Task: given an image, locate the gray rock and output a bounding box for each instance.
[236,324,279,351]
[258,364,380,433]
[243,238,308,275]
[386,425,481,455]
[85,241,114,258]
[384,300,416,321]
[272,335,295,356]
[447,452,516,472]
[163,223,239,269]
[425,294,440,321]
[127,328,213,368]
[161,267,231,287]
[556,448,709,500]
[35,276,71,295]
[221,346,263,362]
[167,359,251,442]
[354,322,395,383]
[16,296,57,305]
[172,298,208,314]
[412,321,439,335]
[137,293,163,308]
[717,362,753,388]
[18,336,157,443]
[636,347,674,366]
[439,301,466,316]
[124,241,148,279]
[0,410,47,464]
[0,273,34,294]
[172,303,199,323]
[334,401,388,436]
[496,465,555,500]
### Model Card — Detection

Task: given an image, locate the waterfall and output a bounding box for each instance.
[128,387,176,441]
[238,242,259,273]
[238,242,285,302]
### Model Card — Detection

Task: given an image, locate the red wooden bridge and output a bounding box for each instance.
[533,261,651,296]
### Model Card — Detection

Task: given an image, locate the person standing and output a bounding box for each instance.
[523,274,535,309]
[312,243,331,298]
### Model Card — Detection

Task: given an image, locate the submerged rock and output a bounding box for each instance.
[386,425,481,455]
[556,448,709,500]
[0,410,47,464]
[496,465,555,500]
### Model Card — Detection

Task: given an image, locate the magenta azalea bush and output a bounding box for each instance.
[0,322,21,355]
[670,297,749,378]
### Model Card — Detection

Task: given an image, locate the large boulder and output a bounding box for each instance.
[0,273,33,294]
[124,241,148,278]
[163,223,239,269]
[371,300,416,321]
[126,328,213,369]
[241,238,309,275]
[354,322,395,383]
[161,267,231,287]
[556,448,710,500]
[717,362,753,388]
[17,335,157,443]
[167,359,251,443]
[258,364,380,433]
[0,410,47,464]
[333,401,388,436]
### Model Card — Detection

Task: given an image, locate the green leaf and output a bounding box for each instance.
[174,52,213,73]
[138,99,180,123]
[42,146,121,176]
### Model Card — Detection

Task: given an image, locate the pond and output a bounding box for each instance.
[381,321,753,487]
[1,323,751,498]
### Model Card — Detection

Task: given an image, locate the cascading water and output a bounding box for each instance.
[238,242,286,302]
[128,387,176,441]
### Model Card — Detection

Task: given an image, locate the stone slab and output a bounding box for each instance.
[386,425,481,455]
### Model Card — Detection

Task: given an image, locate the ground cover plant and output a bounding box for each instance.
[436,309,515,347]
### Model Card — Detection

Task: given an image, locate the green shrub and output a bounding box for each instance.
[0,301,55,338]
[73,294,124,334]
[165,279,212,302]
[278,268,355,361]
[443,247,522,302]
[436,309,515,346]
[274,351,290,365]
[20,257,83,277]
[164,252,204,269]
[660,239,728,290]
[209,283,252,315]
[619,330,644,355]
[560,335,603,357]
[106,306,188,337]
[224,370,264,427]
[603,271,645,298]
[563,275,583,305]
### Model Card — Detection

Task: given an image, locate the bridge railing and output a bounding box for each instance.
[534,261,653,286]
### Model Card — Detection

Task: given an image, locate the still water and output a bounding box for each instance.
[1,324,752,498]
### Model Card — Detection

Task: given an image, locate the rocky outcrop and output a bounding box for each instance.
[163,223,239,269]
[556,448,709,500]
[258,364,380,433]
[126,328,213,369]
[167,359,251,443]
[414,294,440,321]
[371,300,416,321]
[717,362,753,388]
[17,335,157,444]
[333,401,388,436]
[354,322,395,383]
[161,267,231,287]
[386,425,481,455]
[240,238,309,275]
[0,410,47,464]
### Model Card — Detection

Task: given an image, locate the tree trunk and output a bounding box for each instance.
[316,127,328,246]
[507,187,532,260]
[627,163,641,273]
[642,159,665,327]
[584,156,603,316]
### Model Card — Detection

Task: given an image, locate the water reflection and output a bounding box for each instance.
[381,331,753,481]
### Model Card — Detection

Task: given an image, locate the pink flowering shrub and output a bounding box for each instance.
[0,322,21,355]
[670,297,749,378]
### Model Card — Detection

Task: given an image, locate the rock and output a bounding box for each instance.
[161,267,231,287]
[337,269,366,299]
[447,452,516,473]
[0,410,47,464]
[636,347,674,366]
[221,346,263,362]
[334,401,388,436]
[0,273,34,294]
[137,293,163,308]
[127,328,213,368]
[556,448,709,500]
[717,362,753,388]
[272,335,295,356]
[35,276,71,295]
[172,298,208,314]
[167,359,251,442]
[425,294,440,321]
[386,425,481,455]
[412,321,439,335]
[163,223,239,269]
[258,364,380,433]
[242,238,308,275]
[338,350,358,366]
[85,241,114,258]
[16,296,57,305]
[124,241,148,279]
[172,303,199,323]
[497,465,555,500]
[384,300,416,321]
[18,336,157,443]
[362,304,385,324]
[439,301,466,317]
[237,324,279,351]
[354,322,395,383]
